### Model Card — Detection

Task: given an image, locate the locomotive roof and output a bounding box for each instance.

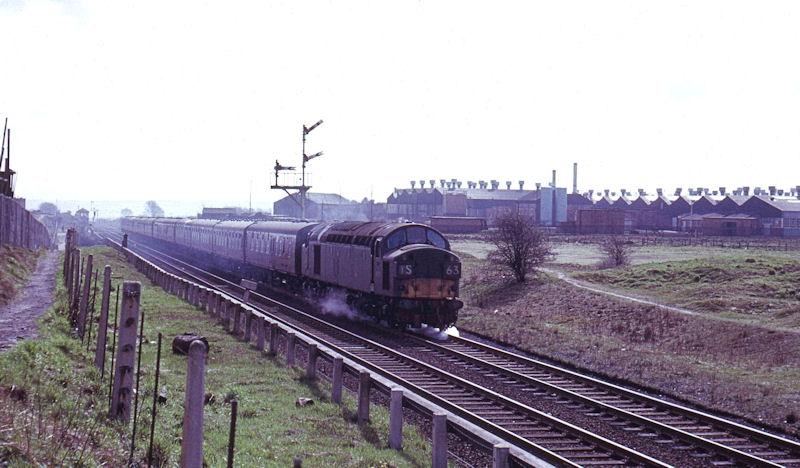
[320,221,443,245]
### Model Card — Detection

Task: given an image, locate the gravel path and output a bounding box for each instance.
[540,267,700,316]
[0,250,58,351]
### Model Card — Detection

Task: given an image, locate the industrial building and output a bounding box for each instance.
[386,177,567,227]
[273,192,386,221]
[573,186,800,237]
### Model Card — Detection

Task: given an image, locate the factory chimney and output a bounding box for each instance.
[572,162,578,194]
[604,189,610,197]
[743,186,750,196]
[439,179,446,189]
[410,180,416,189]
[479,180,487,189]
[518,180,525,190]
[719,186,726,196]
[419,180,426,188]
[505,181,512,190]
[457,181,462,188]
[551,170,557,188]
[429,179,435,189]
[638,188,645,196]
[535,182,542,190]
[490,180,500,190]
[796,185,800,199]
[769,186,777,196]
[656,188,663,196]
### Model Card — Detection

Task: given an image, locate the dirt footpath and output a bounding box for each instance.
[0,251,58,351]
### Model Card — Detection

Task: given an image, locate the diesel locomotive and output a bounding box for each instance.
[120,217,463,329]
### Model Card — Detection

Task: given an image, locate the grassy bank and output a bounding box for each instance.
[1,247,431,466]
[452,244,800,435]
[0,245,41,306]
[572,255,800,329]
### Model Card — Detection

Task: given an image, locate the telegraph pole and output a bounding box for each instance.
[271,120,324,219]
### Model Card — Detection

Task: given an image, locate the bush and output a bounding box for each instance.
[488,211,552,283]
[599,236,631,268]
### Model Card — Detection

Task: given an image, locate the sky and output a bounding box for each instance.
[1,1,799,216]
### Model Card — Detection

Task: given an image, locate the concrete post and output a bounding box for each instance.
[243,310,253,343]
[220,300,230,329]
[77,254,94,338]
[206,291,217,317]
[331,356,343,404]
[306,343,318,379]
[256,317,266,352]
[270,323,280,356]
[180,341,207,468]
[94,265,112,375]
[284,331,295,364]
[109,281,141,423]
[389,388,403,450]
[242,289,250,304]
[432,413,447,468]
[493,444,510,468]
[232,305,242,337]
[357,371,370,425]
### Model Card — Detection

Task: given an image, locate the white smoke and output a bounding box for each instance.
[317,289,365,321]
[411,324,460,341]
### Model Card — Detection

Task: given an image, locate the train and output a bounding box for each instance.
[120,217,463,329]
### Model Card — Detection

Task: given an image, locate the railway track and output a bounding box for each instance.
[407,334,800,467]
[102,229,800,466]
[102,231,666,467]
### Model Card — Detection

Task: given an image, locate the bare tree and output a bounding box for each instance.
[144,200,164,217]
[488,211,552,283]
[120,208,133,217]
[37,202,59,215]
[600,236,631,267]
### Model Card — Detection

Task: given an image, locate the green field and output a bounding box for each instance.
[0,247,431,466]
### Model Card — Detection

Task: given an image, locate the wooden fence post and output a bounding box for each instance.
[94,265,112,375]
[109,281,141,423]
[77,254,94,338]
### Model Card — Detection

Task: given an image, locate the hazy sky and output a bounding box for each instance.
[2,1,799,211]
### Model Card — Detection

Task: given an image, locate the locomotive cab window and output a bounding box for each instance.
[384,227,449,252]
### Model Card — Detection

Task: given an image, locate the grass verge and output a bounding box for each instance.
[1,246,432,466]
[0,245,41,307]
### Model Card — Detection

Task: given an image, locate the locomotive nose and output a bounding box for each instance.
[394,247,461,299]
